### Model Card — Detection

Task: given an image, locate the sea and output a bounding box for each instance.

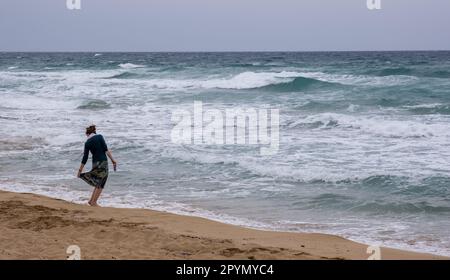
[0,51,449,256]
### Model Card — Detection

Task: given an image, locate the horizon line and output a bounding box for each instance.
[1,49,450,53]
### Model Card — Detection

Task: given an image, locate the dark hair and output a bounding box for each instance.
[86,125,96,135]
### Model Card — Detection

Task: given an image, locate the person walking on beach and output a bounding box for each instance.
[77,125,117,206]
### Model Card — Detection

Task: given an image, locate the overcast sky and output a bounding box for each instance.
[0,0,449,51]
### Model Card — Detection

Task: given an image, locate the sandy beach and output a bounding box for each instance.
[0,190,445,260]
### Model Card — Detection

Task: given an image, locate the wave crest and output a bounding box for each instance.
[118,63,145,69]
[104,72,140,79]
[286,113,446,138]
[77,100,111,110]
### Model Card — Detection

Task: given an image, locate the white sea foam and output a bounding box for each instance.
[200,71,299,89]
[0,69,416,97]
[118,71,299,90]
[131,71,416,90]
[118,63,145,69]
[288,113,450,138]
[0,94,77,110]
[297,71,417,86]
[403,103,445,109]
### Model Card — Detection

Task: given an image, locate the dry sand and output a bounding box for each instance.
[0,190,446,260]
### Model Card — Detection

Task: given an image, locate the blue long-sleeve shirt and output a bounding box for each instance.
[81,134,108,165]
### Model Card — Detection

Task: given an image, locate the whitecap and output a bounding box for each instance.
[134,71,417,91]
[118,63,145,69]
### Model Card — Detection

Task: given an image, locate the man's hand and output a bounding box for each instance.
[77,164,85,178]
[106,150,117,172]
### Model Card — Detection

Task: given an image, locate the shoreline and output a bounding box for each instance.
[0,190,447,260]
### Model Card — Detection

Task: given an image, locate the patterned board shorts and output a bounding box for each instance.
[80,161,109,189]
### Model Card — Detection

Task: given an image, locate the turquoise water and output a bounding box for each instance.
[0,52,449,256]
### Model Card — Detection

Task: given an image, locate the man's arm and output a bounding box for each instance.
[77,163,85,178]
[106,150,117,171]
[78,144,89,177]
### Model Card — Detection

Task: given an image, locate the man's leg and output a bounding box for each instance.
[92,187,103,205]
[88,188,97,206]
